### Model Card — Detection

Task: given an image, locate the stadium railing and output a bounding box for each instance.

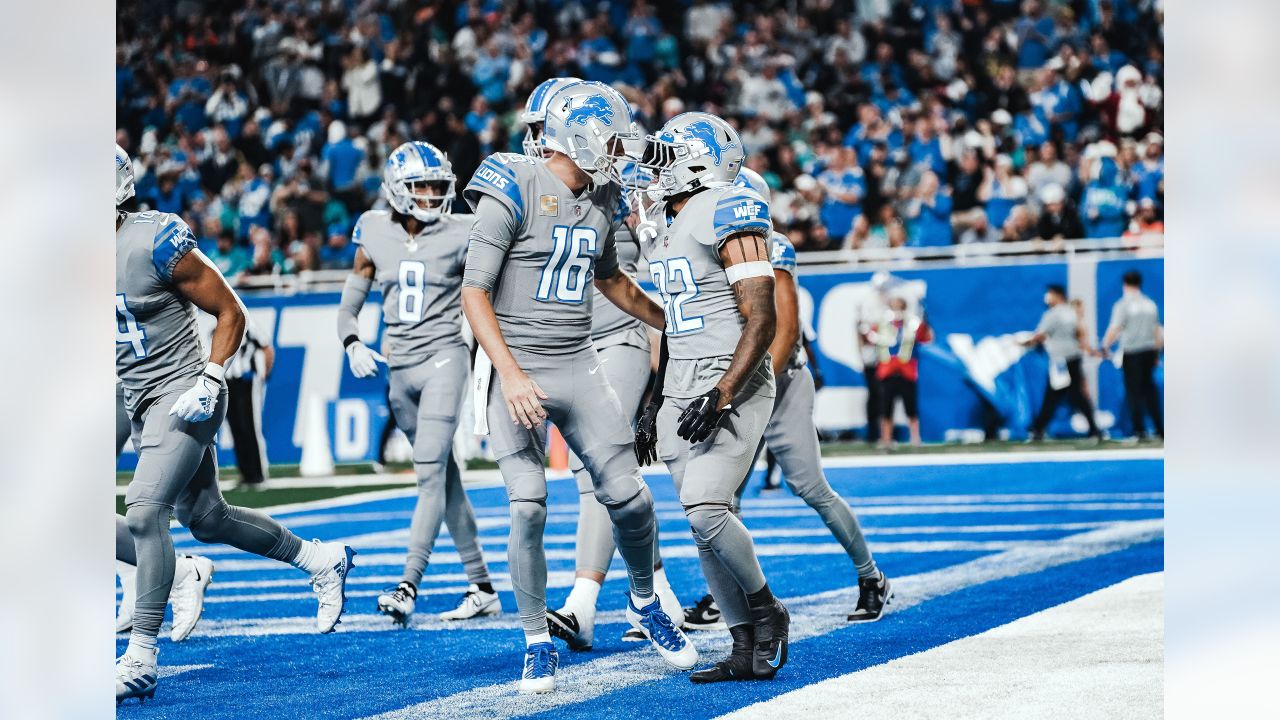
[234,234,1164,295]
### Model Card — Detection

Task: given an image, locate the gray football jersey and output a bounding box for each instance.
[115,211,206,407]
[462,152,623,355]
[1037,303,1082,361]
[642,185,772,361]
[1107,292,1160,353]
[354,210,470,367]
[770,230,805,369]
[590,222,644,342]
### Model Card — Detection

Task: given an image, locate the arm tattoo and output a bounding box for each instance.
[715,232,776,402]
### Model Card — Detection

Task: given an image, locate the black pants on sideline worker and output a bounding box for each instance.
[1031,357,1100,438]
[1122,349,1164,439]
[226,376,268,486]
[864,363,882,443]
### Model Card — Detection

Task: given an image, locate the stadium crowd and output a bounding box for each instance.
[115,0,1164,280]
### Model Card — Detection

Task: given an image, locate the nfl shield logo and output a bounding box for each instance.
[573,204,583,217]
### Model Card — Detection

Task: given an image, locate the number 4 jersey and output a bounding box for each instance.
[462,152,623,355]
[353,210,471,367]
[643,185,775,398]
[115,211,207,408]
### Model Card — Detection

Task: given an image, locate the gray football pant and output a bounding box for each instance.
[659,387,774,629]
[123,387,303,644]
[388,345,489,587]
[117,385,136,564]
[736,366,878,578]
[568,340,661,575]
[488,346,657,635]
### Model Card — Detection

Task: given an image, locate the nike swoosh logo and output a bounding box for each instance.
[589,359,609,375]
[435,358,452,368]
[767,644,783,669]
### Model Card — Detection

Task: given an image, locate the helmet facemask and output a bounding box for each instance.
[387,177,455,224]
[639,134,713,199]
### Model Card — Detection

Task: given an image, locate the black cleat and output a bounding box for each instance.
[848,572,893,622]
[749,600,790,679]
[682,593,726,631]
[690,653,756,684]
[546,608,592,651]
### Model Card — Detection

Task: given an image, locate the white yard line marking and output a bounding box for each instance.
[719,573,1164,720]
[360,519,1162,720]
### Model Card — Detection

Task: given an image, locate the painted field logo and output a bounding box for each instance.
[566,95,614,127]
[476,166,509,189]
[684,120,737,165]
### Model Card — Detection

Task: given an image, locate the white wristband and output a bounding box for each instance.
[203,362,226,382]
[724,261,774,285]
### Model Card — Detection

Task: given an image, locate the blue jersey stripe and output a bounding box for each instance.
[151,220,196,281]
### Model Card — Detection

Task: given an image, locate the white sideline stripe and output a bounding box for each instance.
[719,572,1164,720]
[812,448,1162,468]
[190,539,1043,578]
[173,499,1163,546]
[360,519,1163,720]
[157,663,215,679]
[201,572,578,605]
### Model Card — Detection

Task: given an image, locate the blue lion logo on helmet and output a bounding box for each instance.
[683,120,738,166]
[566,95,615,127]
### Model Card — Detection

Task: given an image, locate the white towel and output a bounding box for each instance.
[472,346,493,436]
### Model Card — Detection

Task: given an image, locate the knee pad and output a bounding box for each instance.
[787,474,837,506]
[509,498,547,529]
[604,484,654,539]
[125,503,168,538]
[684,503,734,544]
[412,417,454,467]
[588,444,644,508]
[412,461,448,489]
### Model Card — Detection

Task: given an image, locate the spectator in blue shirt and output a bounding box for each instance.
[816,148,866,239]
[206,229,252,280]
[149,171,191,214]
[578,19,622,84]
[1089,34,1128,75]
[1131,133,1163,203]
[1081,156,1130,238]
[1014,0,1056,70]
[319,231,358,270]
[322,123,365,194]
[908,117,948,178]
[237,164,275,239]
[1035,61,1084,141]
[907,172,954,246]
[471,39,510,107]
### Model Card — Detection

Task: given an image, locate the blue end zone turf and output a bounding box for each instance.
[118,456,1162,719]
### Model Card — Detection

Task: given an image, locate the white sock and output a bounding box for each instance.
[124,638,157,660]
[653,565,672,592]
[654,567,683,621]
[290,539,329,576]
[630,590,656,610]
[525,630,552,647]
[564,577,601,617]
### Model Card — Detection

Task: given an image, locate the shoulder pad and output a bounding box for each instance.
[151,214,197,282]
[710,187,771,242]
[769,231,796,273]
[351,210,384,245]
[463,153,533,224]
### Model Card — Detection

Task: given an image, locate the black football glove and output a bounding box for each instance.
[677,387,731,443]
[811,364,825,392]
[634,400,661,466]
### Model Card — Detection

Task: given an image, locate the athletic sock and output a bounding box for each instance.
[125,632,157,657]
[630,590,657,610]
[525,630,552,647]
[745,583,775,610]
[290,539,329,576]
[653,564,672,592]
[475,581,495,595]
[564,577,601,616]
[397,581,418,598]
[855,560,880,581]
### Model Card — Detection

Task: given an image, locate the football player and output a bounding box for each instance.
[115,383,214,642]
[632,114,790,683]
[541,131,687,652]
[337,141,498,626]
[461,81,697,693]
[115,145,353,704]
[732,168,892,622]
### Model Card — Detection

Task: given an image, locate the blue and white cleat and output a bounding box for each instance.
[115,646,159,704]
[308,541,355,633]
[519,642,559,694]
[627,596,699,670]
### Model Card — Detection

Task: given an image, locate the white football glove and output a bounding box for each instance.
[169,363,225,423]
[346,341,387,378]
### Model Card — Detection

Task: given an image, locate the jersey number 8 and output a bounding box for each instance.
[648,258,704,335]
[398,260,426,322]
[536,226,597,304]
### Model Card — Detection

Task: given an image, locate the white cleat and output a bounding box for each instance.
[547,607,594,651]
[115,561,136,633]
[377,582,417,626]
[307,541,355,633]
[439,584,501,621]
[115,646,159,705]
[169,554,214,642]
[518,642,558,694]
[627,596,699,671]
[624,584,687,641]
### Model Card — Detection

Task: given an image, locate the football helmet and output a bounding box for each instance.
[116,144,136,206]
[521,76,582,158]
[382,141,456,223]
[640,112,745,199]
[541,81,637,185]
